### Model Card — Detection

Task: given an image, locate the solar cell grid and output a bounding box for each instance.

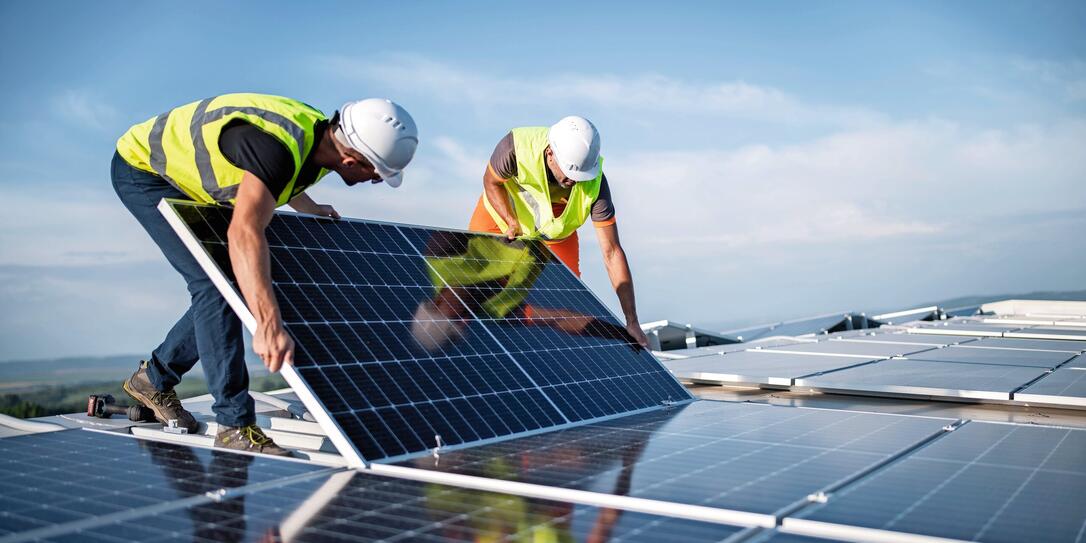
[163,201,690,465]
[397,401,950,516]
[47,470,743,543]
[0,429,327,540]
[787,422,1086,542]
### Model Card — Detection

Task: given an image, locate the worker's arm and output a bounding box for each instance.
[229,172,294,372]
[596,222,650,348]
[288,192,340,219]
[483,165,520,240]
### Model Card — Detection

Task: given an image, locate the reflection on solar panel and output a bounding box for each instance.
[0,429,331,540]
[394,401,949,518]
[160,200,690,466]
[785,422,1086,542]
[795,358,1048,400]
[1,430,741,542]
[664,351,881,386]
[1015,368,1086,406]
[907,345,1074,368]
[66,469,744,543]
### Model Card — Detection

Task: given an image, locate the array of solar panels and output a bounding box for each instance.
[162,201,690,465]
[664,317,1086,408]
[7,403,1085,542]
[0,429,742,543]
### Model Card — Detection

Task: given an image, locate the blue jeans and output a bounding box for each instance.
[110,152,254,427]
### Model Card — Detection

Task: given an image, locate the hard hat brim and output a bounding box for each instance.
[382,171,403,188]
[561,161,600,183]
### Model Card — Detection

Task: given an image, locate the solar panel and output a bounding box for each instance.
[393,400,950,519]
[2,431,743,542]
[963,336,1086,353]
[0,429,332,540]
[664,351,881,386]
[906,345,1074,368]
[1066,354,1086,369]
[794,358,1049,400]
[1005,325,1086,341]
[1014,368,1086,407]
[671,338,818,358]
[46,467,744,543]
[762,340,937,358]
[784,421,1086,542]
[160,200,690,466]
[906,322,1021,337]
[834,333,977,346]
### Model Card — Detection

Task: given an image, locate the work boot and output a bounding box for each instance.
[214,424,292,457]
[122,360,200,433]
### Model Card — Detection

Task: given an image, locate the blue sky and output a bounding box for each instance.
[1,1,1084,359]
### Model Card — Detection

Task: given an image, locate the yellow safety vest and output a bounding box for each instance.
[483,127,602,241]
[426,237,544,318]
[116,93,330,206]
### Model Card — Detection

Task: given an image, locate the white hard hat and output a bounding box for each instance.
[547,116,601,182]
[337,98,418,188]
[411,301,466,353]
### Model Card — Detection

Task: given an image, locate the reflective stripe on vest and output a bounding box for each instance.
[117,93,328,205]
[482,126,602,241]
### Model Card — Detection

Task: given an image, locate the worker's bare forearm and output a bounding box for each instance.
[483,168,518,228]
[288,192,318,214]
[597,223,639,323]
[608,251,639,323]
[229,172,283,329]
[228,222,281,327]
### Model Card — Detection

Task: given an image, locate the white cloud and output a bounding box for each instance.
[317,55,885,128]
[51,89,119,131]
[601,118,1086,262]
[0,188,162,267]
[1011,58,1086,102]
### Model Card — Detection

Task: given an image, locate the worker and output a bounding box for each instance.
[112,93,418,455]
[468,117,649,347]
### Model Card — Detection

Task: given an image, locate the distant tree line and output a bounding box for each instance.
[0,375,288,419]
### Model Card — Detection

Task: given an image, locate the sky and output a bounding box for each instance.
[0,1,1084,360]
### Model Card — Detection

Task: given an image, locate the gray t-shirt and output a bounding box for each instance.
[488,132,616,223]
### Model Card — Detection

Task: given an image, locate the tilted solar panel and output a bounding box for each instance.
[160,200,690,466]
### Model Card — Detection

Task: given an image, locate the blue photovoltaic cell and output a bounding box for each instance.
[1014,368,1086,406]
[791,422,1086,542]
[165,202,690,463]
[0,429,328,539]
[906,345,1074,368]
[44,471,742,543]
[2,431,739,543]
[398,400,949,516]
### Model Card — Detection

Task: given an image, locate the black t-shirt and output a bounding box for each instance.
[218,119,328,199]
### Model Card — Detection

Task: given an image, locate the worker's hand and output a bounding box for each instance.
[254,321,295,373]
[625,320,650,349]
[313,203,340,219]
[502,223,519,240]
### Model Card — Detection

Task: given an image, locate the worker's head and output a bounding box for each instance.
[328,98,418,188]
[545,116,600,188]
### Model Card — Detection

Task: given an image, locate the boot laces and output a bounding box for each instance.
[150,389,183,411]
[240,425,273,447]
